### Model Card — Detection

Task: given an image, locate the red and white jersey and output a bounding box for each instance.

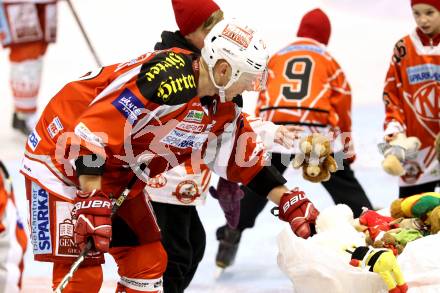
[2,1,56,3]
[146,116,277,206]
[256,38,352,154]
[383,30,440,186]
[20,48,268,202]
[145,162,211,206]
[0,164,27,293]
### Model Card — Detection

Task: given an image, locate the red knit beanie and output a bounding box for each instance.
[411,0,440,11]
[172,0,220,36]
[296,8,331,46]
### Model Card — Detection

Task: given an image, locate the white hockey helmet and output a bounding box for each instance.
[201,19,269,100]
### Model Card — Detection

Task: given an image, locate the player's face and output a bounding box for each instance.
[412,4,440,36]
[224,70,268,101]
[185,26,209,50]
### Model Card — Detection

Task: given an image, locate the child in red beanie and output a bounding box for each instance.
[214,7,373,271]
[382,0,440,198]
[151,2,224,292]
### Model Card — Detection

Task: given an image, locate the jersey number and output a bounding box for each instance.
[282,57,313,100]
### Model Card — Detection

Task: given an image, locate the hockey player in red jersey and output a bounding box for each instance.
[0,0,57,135]
[214,8,373,270]
[0,161,27,293]
[382,0,440,197]
[21,18,318,292]
[150,2,302,292]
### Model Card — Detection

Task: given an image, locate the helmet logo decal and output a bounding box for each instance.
[221,24,253,49]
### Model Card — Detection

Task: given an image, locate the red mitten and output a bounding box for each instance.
[73,190,112,253]
[278,188,319,239]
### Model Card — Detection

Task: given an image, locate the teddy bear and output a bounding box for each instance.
[348,246,408,293]
[292,133,337,183]
[378,133,421,176]
[379,133,421,176]
[390,192,440,234]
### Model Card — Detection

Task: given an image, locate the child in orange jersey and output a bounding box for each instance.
[0,0,57,135]
[382,0,440,198]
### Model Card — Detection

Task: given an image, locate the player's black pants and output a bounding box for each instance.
[237,152,373,232]
[399,180,440,198]
[152,202,206,293]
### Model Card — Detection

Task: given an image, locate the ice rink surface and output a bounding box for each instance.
[0,0,420,292]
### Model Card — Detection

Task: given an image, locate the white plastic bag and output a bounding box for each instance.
[277,227,440,293]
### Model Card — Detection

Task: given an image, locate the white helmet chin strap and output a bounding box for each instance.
[207,65,239,103]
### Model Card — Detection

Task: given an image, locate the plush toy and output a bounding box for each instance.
[357,209,397,241]
[292,133,337,183]
[390,192,440,218]
[368,232,403,255]
[390,192,440,234]
[428,206,440,234]
[348,246,408,293]
[378,133,421,176]
[370,228,424,255]
[390,217,425,231]
[311,204,365,256]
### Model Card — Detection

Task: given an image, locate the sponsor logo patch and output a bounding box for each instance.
[112,88,145,125]
[184,110,204,123]
[176,121,204,133]
[28,130,41,151]
[31,182,52,254]
[160,129,208,150]
[173,180,200,204]
[74,122,104,147]
[47,116,64,138]
[146,174,167,188]
[407,64,440,84]
[55,201,80,257]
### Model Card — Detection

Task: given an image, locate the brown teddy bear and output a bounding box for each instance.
[292,133,337,183]
[379,133,421,176]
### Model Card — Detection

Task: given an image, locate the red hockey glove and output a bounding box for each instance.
[73,190,112,253]
[277,188,319,239]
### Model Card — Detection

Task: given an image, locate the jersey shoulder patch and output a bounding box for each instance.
[136,50,198,105]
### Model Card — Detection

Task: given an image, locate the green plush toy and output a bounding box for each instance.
[391,229,423,246]
[391,192,440,219]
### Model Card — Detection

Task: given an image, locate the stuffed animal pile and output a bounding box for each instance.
[313,195,440,293]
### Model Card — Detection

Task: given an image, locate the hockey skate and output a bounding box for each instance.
[215,225,241,270]
[12,112,31,136]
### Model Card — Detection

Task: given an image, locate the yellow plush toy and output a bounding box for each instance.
[379,133,421,176]
[390,192,440,234]
[292,133,337,183]
[349,246,408,293]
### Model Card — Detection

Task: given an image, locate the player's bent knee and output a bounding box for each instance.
[112,241,167,289]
